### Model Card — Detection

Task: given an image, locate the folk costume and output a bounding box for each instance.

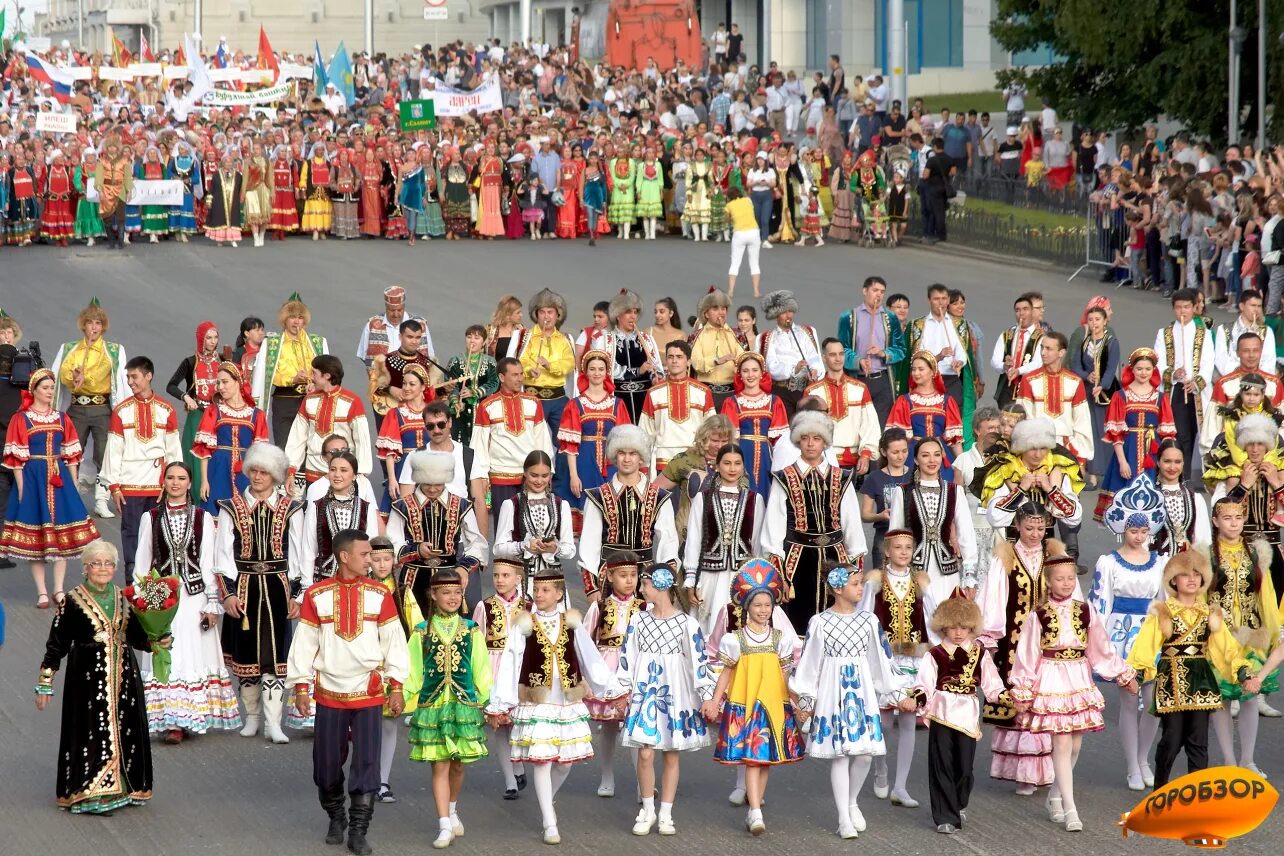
[39,159,75,244]
[444,348,499,446]
[1,370,100,559]
[588,290,665,421]
[761,412,866,630]
[470,386,555,512]
[299,486,381,589]
[355,286,433,366]
[100,388,182,572]
[609,154,638,227]
[493,487,576,597]
[583,584,647,721]
[721,353,788,496]
[1016,366,1095,466]
[471,564,532,795]
[517,290,576,499]
[133,499,241,736]
[475,149,507,237]
[284,385,375,484]
[268,152,300,235]
[405,601,492,763]
[35,581,154,814]
[1154,316,1215,481]
[757,291,823,418]
[804,372,881,470]
[888,474,979,603]
[212,445,306,745]
[165,145,202,237]
[300,147,334,233]
[1127,550,1253,787]
[330,157,360,238]
[991,321,1044,409]
[250,293,330,445]
[190,364,271,516]
[557,349,632,519]
[983,418,1085,538]
[1097,349,1178,521]
[203,159,244,245]
[166,322,223,500]
[639,374,715,472]
[689,289,747,407]
[682,480,765,636]
[885,352,963,482]
[72,155,105,242]
[375,398,431,514]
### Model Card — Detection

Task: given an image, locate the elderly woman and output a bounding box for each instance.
[34,539,163,814]
[654,413,744,541]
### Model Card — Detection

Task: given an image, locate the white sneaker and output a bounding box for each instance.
[1260,699,1283,717]
[747,810,765,836]
[837,823,858,839]
[597,782,615,798]
[543,825,561,845]
[451,814,464,836]
[433,828,454,849]
[872,772,890,799]
[632,809,656,835]
[849,805,867,832]
[657,816,675,835]
[761,240,772,248]
[728,787,746,806]
[86,237,95,246]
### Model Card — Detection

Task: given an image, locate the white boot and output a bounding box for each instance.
[623,224,631,240]
[86,236,95,247]
[262,684,291,744]
[94,481,116,518]
[239,683,263,737]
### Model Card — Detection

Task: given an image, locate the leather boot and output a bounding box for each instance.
[261,683,291,744]
[238,683,262,737]
[320,785,347,845]
[347,792,374,855]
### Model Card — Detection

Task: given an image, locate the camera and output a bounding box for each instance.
[3,341,45,387]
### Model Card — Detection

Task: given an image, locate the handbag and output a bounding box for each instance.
[551,189,566,207]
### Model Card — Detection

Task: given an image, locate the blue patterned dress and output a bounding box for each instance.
[191,403,270,516]
[557,394,631,512]
[0,409,100,558]
[618,611,714,751]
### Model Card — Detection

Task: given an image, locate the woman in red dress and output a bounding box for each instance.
[359,148,385,237]
[504,153,529,240]
[40,151,76,246]
[269,148,299,240]
[474,140,505,239]
[555,143,583,239]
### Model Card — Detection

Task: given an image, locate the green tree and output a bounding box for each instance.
[991,0,1283,143]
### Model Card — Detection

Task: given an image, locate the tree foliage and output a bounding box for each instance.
[991,0,1283,143]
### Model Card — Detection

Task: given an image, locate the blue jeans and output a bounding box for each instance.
[750,190,774,241]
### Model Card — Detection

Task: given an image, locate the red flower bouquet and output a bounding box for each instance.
[123,572,181,683]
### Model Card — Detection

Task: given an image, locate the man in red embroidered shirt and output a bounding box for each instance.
[288,529,409,856]
[470,357,554,522]
[285,354,374,492]
[100,356,182,574]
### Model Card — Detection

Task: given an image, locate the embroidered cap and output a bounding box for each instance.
[884,528,915,542]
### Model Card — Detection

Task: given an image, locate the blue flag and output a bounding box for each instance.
[327,41,355,106]
[313,39,329,91]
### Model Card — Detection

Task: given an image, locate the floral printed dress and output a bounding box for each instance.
[618,611,714,751]
[713,625,805,765]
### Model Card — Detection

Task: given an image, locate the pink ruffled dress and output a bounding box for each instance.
[583,594,644,721]
[1008,595,1136,734]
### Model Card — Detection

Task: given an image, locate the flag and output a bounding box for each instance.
[0,9,7,42]
[139,32,155,63]
[174,43,186,65]
[313,40,328,91]
[112,32,133,66]
[214,42,228,68]
[166,33,211,122]
[327,41,354,106]
[22,52,75,102]
[257,26,280,84]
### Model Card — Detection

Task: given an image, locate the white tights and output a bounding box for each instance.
[1212,695,1260,767]
[1049,734,1083,814]
[874,710,916,794]
[379,718,398,785]
[492,725,524,789]
[1118,684,1159,778]
[829,757,872,827]
[533,762,573,827]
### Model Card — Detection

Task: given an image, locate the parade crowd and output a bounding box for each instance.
[4,269,1284,852]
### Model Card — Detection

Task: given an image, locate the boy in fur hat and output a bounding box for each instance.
[1128,547,1253,787]
[251,292,331,445]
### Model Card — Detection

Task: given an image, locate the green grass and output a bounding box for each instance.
[919,90,1033,117]
[963,196,1083,231]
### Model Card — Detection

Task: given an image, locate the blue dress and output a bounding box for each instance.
[0,409,99,559]
[166,156,201,233]
[192,403,269,515]
[376,406,430,515]
[124,163,144,233]
[557,395,630,512]
[721,393,787,497]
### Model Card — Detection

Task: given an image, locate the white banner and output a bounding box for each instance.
[36,112,77,134]
[128,63,163,77]
[66,66,95,81]
[208,67,244,82]
[201,80,294,105]
[127,179,186,206]
[97,66,135,81]
[279,62,314,80]
[164,66,191,80]
[26,37,52,51]
[431,79,503,116]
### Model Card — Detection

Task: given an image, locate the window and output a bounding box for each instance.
[875,0,961,72]
[805,0,828,71]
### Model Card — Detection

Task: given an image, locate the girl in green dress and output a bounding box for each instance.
[635,149,665,240]
[406,567,493,849]
[948,289,983,451]
[74,151,105,246]
[445,325,500,446]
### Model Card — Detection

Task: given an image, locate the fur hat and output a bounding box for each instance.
[408,450,455,485]
[761,290,798,320]
[1009,417,1058,454]
[278,291,311,327]
[930,597,983,635]
[608,289,642,323]
[528,288,568,326]
[605,424,651,461]
[1162,546,1212,594]
[242,443,288,484]
[1234,412,1279,449]
[697,286,731,320]
[790,410,834,446]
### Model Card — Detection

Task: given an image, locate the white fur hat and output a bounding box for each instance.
[242,443,288,484]
[408,450,455,485]
[1009,417,1058,455]
[790,410,834,446]
[1235,412,1280,448]
[608,289,641,323]
[605,424,651,461]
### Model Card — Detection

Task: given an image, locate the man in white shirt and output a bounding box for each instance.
[990,291,1044,408]
[1002,82,1027,127]
[1212,288,1276,377]
[866,75,888,119]
[765,75,786,135]
[757,290,822,417]
[397,400,491,534]
[1039,97,1057,136]
[1154,288,1215,481]
[906,284,967,411]
[711,23,729,65]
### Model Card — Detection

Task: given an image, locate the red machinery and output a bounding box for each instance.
[606,0,702,72]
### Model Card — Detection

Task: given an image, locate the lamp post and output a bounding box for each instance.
[364,0,373,56]
[1230,0,1245,144]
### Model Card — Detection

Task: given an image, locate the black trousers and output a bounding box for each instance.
[1168,388,1199,483]
[67,403,111,472]
[771,382,804,421]
[104,204,126,247]
[314,704,383,795]
[852,371,896,421]
[271,390,305,448]
[927,723,976,827]
[1153,709,1209,788]
[941,374,964,417]
[120,495,158,574]
[924,187,948,240]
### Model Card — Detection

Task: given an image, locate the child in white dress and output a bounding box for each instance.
[473,559,531,799]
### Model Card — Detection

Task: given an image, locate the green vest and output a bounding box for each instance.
[416,616,482,706]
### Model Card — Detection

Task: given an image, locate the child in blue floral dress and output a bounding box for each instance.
[619,563,714,836]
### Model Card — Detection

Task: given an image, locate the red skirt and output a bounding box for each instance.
[270,189,300,231]
[1046,164,1075,191]
[40,197,75,240]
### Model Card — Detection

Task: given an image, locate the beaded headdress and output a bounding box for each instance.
[1103,472,1166,538]
[732,558,785,609]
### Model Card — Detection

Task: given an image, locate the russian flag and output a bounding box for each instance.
[23,52,74,102]
[214,43,229,68]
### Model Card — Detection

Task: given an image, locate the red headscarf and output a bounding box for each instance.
[577,349,615,396]
[733,351,772,396]
[1122,347,1160,388]
[196,320,218,354]
[911,350,947,395]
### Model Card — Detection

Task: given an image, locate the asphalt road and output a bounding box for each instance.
[0,235,1280,854]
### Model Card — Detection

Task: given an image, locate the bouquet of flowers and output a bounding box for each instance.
[123,572,181,683]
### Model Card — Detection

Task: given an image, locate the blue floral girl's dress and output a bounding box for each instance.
[618,610,715,751]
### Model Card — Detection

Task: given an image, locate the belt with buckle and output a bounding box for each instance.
[524,386,565,400]
[71,394,108,406]
[236,560,287,573]
[273,384,306,396]
[1163,645,1203,658]
[786,530,843,548]
[1043,649,1085,661]
[616,380,651,393]
[855,370,887,379]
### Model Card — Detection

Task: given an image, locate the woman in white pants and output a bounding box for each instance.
[725,187,762,298]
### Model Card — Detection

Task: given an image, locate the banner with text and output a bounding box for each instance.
[36,112,78,134]
[127,179,185,206]
[431,79,503,116]
[202,80,294,106]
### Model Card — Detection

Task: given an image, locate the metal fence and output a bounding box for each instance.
[904,197,1086,268]
[956,172,1086,217]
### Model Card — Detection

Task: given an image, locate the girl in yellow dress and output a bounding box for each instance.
[703,558,805,836]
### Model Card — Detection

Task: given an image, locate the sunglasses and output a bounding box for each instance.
[324,447,351,457]
[427,420,449,430]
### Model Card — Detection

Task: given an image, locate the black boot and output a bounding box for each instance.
[319,786,347,845]
[347,792,374,855]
